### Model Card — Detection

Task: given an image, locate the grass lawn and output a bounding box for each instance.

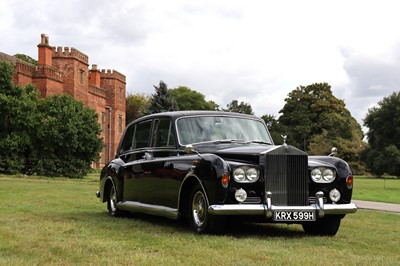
[353,176,400,204]
[0,174,399,265]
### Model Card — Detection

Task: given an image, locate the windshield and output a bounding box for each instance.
[176,115,272,145]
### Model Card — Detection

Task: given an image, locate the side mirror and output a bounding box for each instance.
[329,147,337,156]
[184,144,204,159]
[184,144,194,154]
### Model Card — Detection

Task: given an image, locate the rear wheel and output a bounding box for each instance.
[189,184,225,234]
[302,216,341,236]
[107,183,123,217]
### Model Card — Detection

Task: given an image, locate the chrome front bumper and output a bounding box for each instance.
[208,191,358,219]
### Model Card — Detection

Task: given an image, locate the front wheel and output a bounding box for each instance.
[189,184,225,234]
[302,216,341,236]
[107,183,123,217]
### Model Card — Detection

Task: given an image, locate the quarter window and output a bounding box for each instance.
[132,120,152,149]
[152,118,176,147]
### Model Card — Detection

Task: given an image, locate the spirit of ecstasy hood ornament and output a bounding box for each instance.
[281,135,287,145]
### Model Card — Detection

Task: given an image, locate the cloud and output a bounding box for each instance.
[2,0,400,130]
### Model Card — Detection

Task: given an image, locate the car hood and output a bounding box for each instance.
[193,143,276,155]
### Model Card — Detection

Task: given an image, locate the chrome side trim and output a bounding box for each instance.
[117,201,179,220]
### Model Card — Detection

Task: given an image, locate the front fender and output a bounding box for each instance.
[192,153,230,204]
[309,156,353,203]
[99,158,124,202]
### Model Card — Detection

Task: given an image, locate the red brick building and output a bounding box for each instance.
[0,34,126,167]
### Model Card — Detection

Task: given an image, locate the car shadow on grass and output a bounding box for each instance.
[94,211,307,238]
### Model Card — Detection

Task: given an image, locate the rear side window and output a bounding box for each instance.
[152,118,176,147]
[133,120,152,149]
[120,125,135,153]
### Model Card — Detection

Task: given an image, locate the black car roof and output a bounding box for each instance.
[129,111,261,125]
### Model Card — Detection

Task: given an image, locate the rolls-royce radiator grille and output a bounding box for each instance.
[265,153,308,206]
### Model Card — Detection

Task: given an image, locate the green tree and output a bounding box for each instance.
[0,61,40,174]
[278,83,362,150]
[278,82,365,173]
[170,86,218,111]
[223,100,254,115]
[363,92,400,177]
[33,94,103,178]
[0,60,103,177]
[145,81,179,114]
[261,114,284,144]
[126,92,151,124]
[14,54,38,66]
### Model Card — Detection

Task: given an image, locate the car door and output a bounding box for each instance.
[150,118,185,208]
[122,119,158,204]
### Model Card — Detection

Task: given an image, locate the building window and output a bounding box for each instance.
[118,116,123,134]
[119,88,123,101]
[80,70,84,84]
[101,112,106,131]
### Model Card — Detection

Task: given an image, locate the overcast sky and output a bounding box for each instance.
[1,0,399,128]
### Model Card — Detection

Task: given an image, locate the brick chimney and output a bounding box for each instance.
[89,64,101,87]
[38,33,52,66]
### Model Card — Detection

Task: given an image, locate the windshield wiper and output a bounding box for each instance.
[213,139,247,144]
[248,140,272,145]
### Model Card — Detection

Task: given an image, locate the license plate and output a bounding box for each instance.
[273,211,316,221]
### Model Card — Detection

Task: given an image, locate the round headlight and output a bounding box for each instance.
[233,168,245,182]
[322,168,335,182]
[311,168,322,182]
[246,168,259,182]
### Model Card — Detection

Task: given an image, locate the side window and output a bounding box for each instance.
[120,125,135,153]
[133,120,152,149]
[152,118,176,147]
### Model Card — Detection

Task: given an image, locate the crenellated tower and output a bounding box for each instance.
[2,34,127,168]
[52,44,90,105]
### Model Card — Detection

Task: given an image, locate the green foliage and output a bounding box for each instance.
[278,83,365,173]
[145,81,179,114]
[223,100,254,115]
[126,92,151,124]
[0,61,40,174]
[261,114,284,144]
[0,61,103,178]
[33,94,103,178]
[363,92,400,176]
[170,86,218,111]
[14,53,38,66]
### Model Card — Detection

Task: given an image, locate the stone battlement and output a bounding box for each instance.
[53,46,88,64]
[14,60,36,77]
[100,69,126,83]
[33,65,63,82]
[89,84,107,98]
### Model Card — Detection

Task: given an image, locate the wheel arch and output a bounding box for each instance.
[178,174,209,220]
[102,177,115,203]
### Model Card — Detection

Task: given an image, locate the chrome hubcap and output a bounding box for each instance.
[110,186,117,212]
[192,191,206,227]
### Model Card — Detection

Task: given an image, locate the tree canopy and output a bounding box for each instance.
[126,92,151,124]
[33,94,103,178]
[363,91,400,176]
[223,100,254,115]
[14,53,38,66]
[170,86,218,111]
[278,83,364,172]
[0,60,103,178]
[145,81,179,114]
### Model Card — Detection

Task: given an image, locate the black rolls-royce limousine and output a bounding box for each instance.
[97,111,357,235]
